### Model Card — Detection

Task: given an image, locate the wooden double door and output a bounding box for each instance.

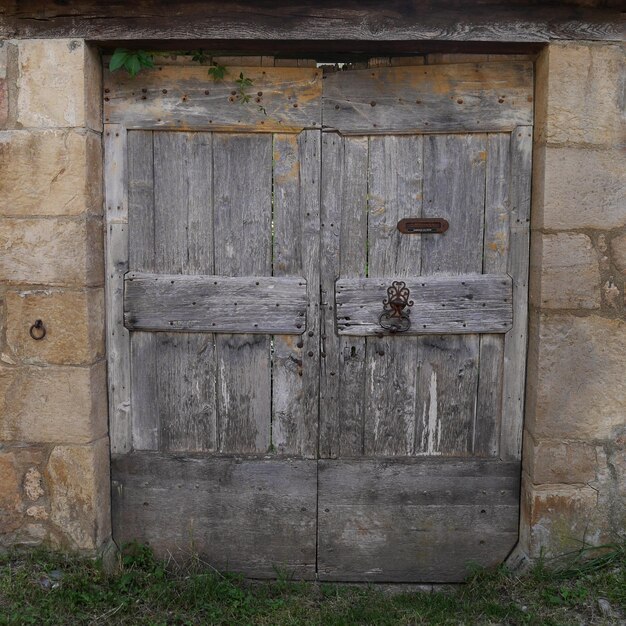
[105,58,532,582]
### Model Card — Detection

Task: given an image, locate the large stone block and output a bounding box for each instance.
[526,314,626,441]
[533,146,626,230]
[4,288,104,365]
[0,41,7,79]
[0,217,103,286]
[45,437,111,550]
[0,130,102,217]
[0,44,7,126]
[536,43,624,146]
[0,362,107,444]
[527,484,602,557]
[611,232,626,276]
[0,451,23,534]
[530,233,600,309]
[524,437,597,485]
[0,79,7,128]
[17,39,102,131]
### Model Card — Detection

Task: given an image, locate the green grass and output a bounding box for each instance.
[0,542,624,625]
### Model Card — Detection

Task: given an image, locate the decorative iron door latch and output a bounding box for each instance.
[397,218,449,234]
[378,281,414,333]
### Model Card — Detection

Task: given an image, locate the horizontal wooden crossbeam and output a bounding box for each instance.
[336,274,513,335]
[124,273,307,334]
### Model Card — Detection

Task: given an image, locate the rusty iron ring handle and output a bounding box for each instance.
[29,319,46,341]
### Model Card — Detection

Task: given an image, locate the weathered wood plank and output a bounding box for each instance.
[415,134,486,456]
[127,130,160,451]
[363,135,422,457]
[334,138,370,457]
[104,124,131,454]
[323,62,533,134]
[500,127,532,461]
[3,3,623,42]
[319,135,369,458]
[213,133,273,453]
[111,453,317,579]
[317,458,519,582]
[474,133,511,457]
[336,274,513,336]
[125,273,307,334]
[151,132,217,453]
[271,131,320,457]
[104,66,322,132]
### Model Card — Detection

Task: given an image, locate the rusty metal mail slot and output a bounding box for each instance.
[397,218,449,234]
[124,273,307,335]
[336,274,513,336]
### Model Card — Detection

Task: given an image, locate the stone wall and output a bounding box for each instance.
[0,39,110,551]
[521,41,626,557]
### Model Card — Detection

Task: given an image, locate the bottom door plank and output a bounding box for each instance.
[318,458,520,582]
[111,453,317,579]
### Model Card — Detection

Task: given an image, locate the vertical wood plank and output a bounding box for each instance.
[416,134,486,456]
[500,126,532,461]
[152,132,216,452]
[336,138,369,456]
[213,133,273,453]
[127,130,159,451]
[319,133,342,458]
[319,135,369,458]
[272,131,320,457]
[475,133,511,457]
[364,135,422,456]
[104,124,131,454]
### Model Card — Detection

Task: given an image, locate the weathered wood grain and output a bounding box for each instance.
[104,124,131,454]
[271,131,321,457]
[474,133,511,457]
[213,133,273,453]
[317,458,520,582]
[111,453,317,579]
[150,132,217,453]
[415,134,486,456]
[3,2,623,42]
[500,127,532,461]
[319,134,370,458]
[363,136,422,456]
[127,130,160,451]
[104,66,322,132]
[337,275,513,336]
[124,273,308,334]
[323,62,533,134]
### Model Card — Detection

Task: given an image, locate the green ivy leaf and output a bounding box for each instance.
[109,49,129,72]
[192,49,208,64]
[109,49,154,77]
[137,51,155,69]
[208,64,227,81]
[124,55,142,77]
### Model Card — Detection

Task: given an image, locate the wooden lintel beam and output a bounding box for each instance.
[1,3,623,43]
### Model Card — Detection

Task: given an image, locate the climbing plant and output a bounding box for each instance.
[108,49,257,107]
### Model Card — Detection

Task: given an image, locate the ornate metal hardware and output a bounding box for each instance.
[397,218,449,234]
[378,281,414,333]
